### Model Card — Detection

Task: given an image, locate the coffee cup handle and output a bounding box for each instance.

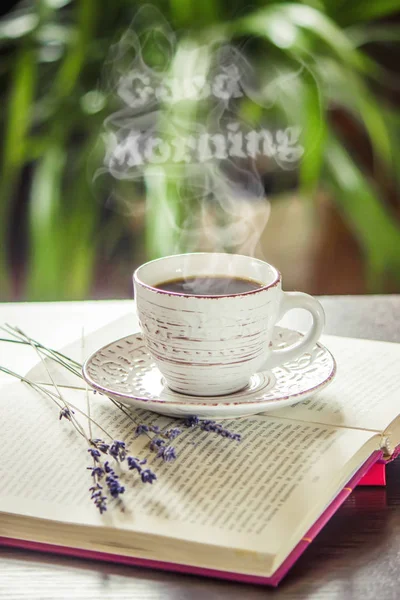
[264,292,325,370]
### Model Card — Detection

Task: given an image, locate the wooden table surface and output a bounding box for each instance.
[1,295,400,599]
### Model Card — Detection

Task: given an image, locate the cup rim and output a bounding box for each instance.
[133,253,281,298]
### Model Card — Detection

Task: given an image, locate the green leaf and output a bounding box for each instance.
[26,144,66,300]
[60,140,100,299]
[325,135,400,290]
[331,0,400,25]
[238,4,368,71]
[347,24,400,47]
[298,63,327,194]
[0,44,37,296]
[144,167,183,259]
[53,0,95,99]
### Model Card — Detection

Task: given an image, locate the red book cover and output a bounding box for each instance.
[357,462,386,486]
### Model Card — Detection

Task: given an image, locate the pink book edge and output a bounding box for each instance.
[0,449,383,587]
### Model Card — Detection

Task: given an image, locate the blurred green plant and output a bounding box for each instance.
[0,0,399,299]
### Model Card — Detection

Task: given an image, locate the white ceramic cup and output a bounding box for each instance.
[134,253,325,396]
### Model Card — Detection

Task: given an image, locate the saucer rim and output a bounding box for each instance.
[82,328,337,408]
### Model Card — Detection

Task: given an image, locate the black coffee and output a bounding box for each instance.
[155,276,262,296]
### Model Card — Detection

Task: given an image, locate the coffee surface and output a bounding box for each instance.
[155,276,262,296]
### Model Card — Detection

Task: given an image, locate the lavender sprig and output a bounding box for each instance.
[104,461,125,499]
[164,427,181,440]
[0,363,158,514]
[91,438,109,454]
[88,472,107,514]
[134,424,160,437]
[183,416,241,442]
[149,437,177,462]
[1,327,243,515]
[127,456,157,484]
[109,440,127,462]
[88,438,157,501]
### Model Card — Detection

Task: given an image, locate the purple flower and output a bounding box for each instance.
[164,427,181,440]
[157,445,177,462]
[109,440,127,461]
[200,420,241,442]
[134,424,150,437]
[87,466,104,478]
[149,437,177,461]
[183,416,199,427]
[91,439,110,453]
[103,461,113,474]
[182,415,241,441]
[135,424,160,437]
[102,461,125,499]
[89,483,107,513]
[89,483,103,496]
[127,456,142,472]
[149,437,165,452]
[95,497,107,513]
[59,406,74,421]
[89,475,107,514]
[88,448,101,462]
[141,469,157,484]
[106,475,125,499]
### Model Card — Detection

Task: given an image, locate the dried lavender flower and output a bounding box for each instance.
[200,420,241,441]
[59,407,75,421]
[127,456,142,472]
[103,461,125,499]
[149,437,177,462]
[89,483,107,514]
[149,437,165,452]
[164,427,181,440]
[106,475,125,499]
[183,416,199,427]
[87,466,104,479]
[134,424,150,437]
[157,445,177,462]
[134,424,160,437]
[182,415,241,442]
[88,448,101,462]
[109,440,127,462]
[91,439,110,454]
[141,469,157,484]
[87,463,107,513]
[126,456,156,484]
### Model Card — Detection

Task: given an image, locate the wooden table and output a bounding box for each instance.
[1,296,400,599]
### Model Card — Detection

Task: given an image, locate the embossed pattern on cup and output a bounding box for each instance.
[136,284,279,395]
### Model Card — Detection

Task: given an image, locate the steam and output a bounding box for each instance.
[97,5,306,274]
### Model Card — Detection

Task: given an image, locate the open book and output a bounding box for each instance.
[1,316,400,586]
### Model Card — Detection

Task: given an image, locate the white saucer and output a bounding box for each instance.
[82,327,336,419]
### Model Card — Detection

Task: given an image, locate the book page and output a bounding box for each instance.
[266,335,400,433]
[0,380,378,568]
